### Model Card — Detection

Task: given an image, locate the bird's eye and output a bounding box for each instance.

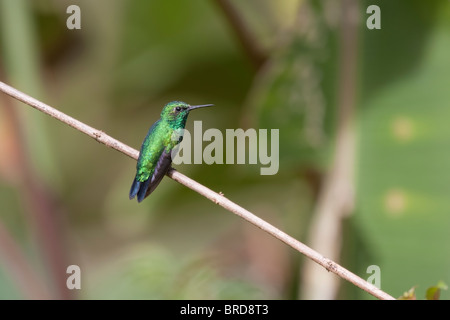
[175,107,182,112]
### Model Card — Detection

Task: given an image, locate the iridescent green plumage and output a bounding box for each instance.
[130,101,212,202]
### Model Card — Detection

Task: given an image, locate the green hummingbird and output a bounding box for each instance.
[130,101,213,202]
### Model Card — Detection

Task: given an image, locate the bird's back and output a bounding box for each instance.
[136,119,170,182]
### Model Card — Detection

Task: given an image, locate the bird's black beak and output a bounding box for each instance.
[188,104,214,111]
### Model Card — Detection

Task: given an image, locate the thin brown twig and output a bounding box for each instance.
[0,80,395,300]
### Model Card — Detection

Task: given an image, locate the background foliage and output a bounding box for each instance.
[0,0,449,299]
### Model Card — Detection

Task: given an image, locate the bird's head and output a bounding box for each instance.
[160,101,213,122]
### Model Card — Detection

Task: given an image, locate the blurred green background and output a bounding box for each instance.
[0,0,449,300]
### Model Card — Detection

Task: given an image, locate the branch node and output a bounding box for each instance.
[93,130,103,141]
[326,260,338,273]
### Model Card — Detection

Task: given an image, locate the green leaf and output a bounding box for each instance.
[425,281,448,300]
[354,0,450,299]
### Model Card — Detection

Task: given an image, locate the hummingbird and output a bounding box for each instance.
[129,101,213,202]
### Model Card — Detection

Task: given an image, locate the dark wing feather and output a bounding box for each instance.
[143,149,172,200]
[130,149,172,203]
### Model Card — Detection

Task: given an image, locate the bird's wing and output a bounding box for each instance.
[135,148,172,202]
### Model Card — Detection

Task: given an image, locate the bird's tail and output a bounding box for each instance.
[129,176,153,202]
[129,177,141,200]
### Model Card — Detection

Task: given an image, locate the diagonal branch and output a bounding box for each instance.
[0,80,394,300]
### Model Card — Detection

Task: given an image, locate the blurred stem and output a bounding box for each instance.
[0,222,51,299]
[0,89,72,299]
[300,0,359,299]
[0,81,394,300]
[213,0,266,69]
[0,0,70,299]
[0,0,60,186]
